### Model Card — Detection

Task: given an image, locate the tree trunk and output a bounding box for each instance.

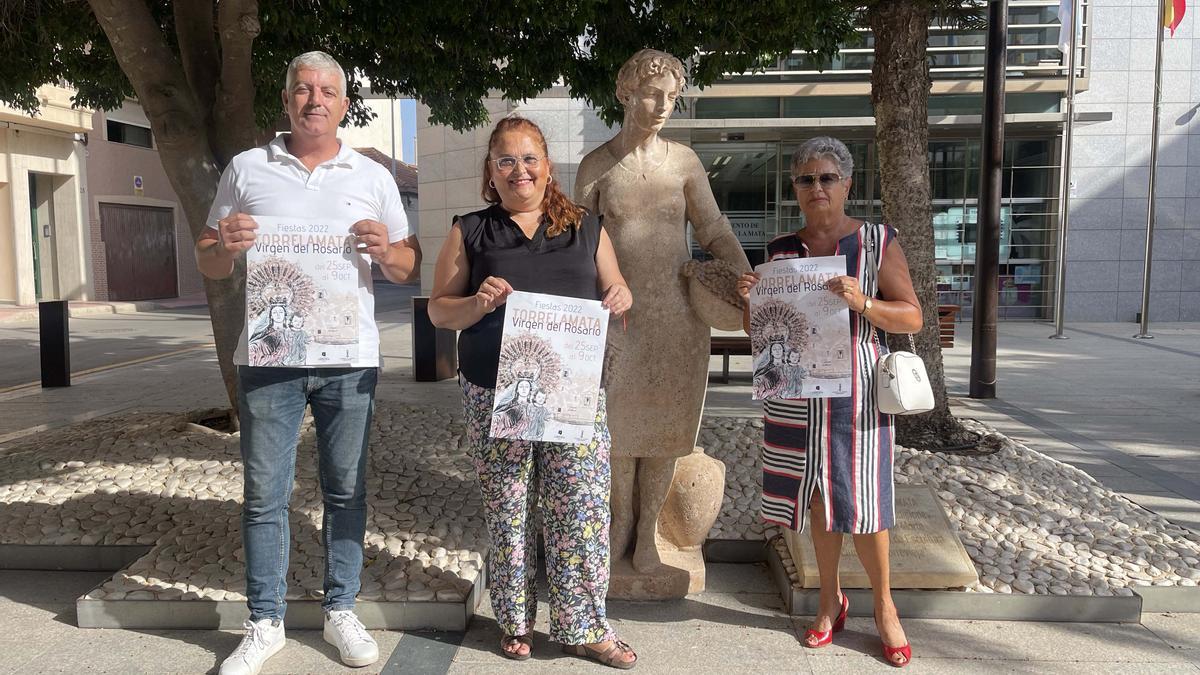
[868,1,973,448]
[88,0,247,414]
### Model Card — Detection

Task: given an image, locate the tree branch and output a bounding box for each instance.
[212,0,260,164]
[173,0,220,115]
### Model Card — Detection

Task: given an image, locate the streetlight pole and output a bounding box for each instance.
[969,0,1008,399]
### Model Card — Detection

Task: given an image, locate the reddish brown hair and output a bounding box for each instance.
[480,116,584,238]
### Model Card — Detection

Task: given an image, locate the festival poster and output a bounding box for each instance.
[244,216,360,367]
[749,255,852,400]
[490,291,610,444]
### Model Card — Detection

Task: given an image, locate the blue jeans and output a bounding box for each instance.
[237,366,377,621]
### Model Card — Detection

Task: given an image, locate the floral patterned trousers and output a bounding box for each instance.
[461,377,616,646]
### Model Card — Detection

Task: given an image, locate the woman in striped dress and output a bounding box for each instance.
[738,137,923,667]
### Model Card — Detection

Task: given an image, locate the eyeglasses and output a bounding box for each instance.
[791,173,845,190]
[491,154,543,173]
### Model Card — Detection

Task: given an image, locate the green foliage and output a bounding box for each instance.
[2,0,855,132]
[0,0,134,113]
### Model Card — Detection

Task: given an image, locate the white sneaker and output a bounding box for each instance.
[323,609,379,667]
[220,618,286,675]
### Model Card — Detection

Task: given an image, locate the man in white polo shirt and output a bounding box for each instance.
[197,51,420,675]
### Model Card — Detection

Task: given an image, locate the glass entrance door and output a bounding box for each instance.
[777,139,878,239]
[29,173,42,300]
[691,143,779,266]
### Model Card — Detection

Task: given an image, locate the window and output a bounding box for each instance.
[106,119,153,149]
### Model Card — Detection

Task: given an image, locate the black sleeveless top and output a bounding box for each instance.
[457,204,603,388]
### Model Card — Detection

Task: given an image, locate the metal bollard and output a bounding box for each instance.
[39,300,71,387]
[411,296,457,382]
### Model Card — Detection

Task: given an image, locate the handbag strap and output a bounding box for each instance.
[871,326,917,353]
[864,222,917,354]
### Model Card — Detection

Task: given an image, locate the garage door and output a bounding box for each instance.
[100,203,178,301]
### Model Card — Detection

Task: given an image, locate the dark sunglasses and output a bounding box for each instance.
[791,172,845,189]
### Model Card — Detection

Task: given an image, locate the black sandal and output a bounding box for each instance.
[562,639,637,669]
[500,634,532,661]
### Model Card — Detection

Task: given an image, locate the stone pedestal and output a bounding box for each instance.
[608,446,725,599]
[785,484,979,589]
[607,548,706,600]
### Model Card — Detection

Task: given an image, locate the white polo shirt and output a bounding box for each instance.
[206,134,413,368]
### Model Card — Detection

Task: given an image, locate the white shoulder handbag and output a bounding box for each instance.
[874,332,934,415]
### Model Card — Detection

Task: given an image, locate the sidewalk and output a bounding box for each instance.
[943,321,1200,531]
[3,565,1198,674]
[0,293,209,326]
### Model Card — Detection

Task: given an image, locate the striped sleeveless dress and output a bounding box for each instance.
[760,222,898,534]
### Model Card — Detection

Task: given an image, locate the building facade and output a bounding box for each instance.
[87,101,204,302]
[418,0,1199,322]
[0,85,93,306]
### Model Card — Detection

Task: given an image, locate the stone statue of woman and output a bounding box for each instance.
[575,49,750,595]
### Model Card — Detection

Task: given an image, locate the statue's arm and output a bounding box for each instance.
[682,149,750,273]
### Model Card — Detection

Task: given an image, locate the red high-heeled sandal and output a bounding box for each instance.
[802,592,848,648]
[874,611,912,667]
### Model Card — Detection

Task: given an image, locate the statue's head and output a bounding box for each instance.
[616,49,685,133]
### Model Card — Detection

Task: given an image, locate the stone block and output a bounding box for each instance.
[1090,7,1133,39]
[1064,290,1118,321]
[1072,166,1124,200]
[1073,133,1127,168]
[442,148,480,182]
[784,485,978,590]
[422,154,446,183]
[1067,227,1122,261]
[1128,38,1158,71]
[1128,5,1161,39]
[417,125,444,155]
[1162,35,1194,71]
[1125,134,1190,167]
[1180,292,1200,320]
[1069,197,1125,230]
[1091,38,1131,71]
[1182,261,1200,292]
[1065,261,1120,292]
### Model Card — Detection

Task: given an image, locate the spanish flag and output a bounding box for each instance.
[1164,0,1186,36]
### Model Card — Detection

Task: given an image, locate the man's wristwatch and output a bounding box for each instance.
[861,297,873,315]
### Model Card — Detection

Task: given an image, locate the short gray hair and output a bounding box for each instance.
[285,51,347,97]
[791,136,854,178]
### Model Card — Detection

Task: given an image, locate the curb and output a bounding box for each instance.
[767,542,1157,623]
[0,298,208,325]
[0,543,484,631]
[0,544,152,571]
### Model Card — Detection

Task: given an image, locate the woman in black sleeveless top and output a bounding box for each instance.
[429,117,637,668]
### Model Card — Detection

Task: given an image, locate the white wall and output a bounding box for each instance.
[2,127,91,305]
[1067,0,1199,321]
